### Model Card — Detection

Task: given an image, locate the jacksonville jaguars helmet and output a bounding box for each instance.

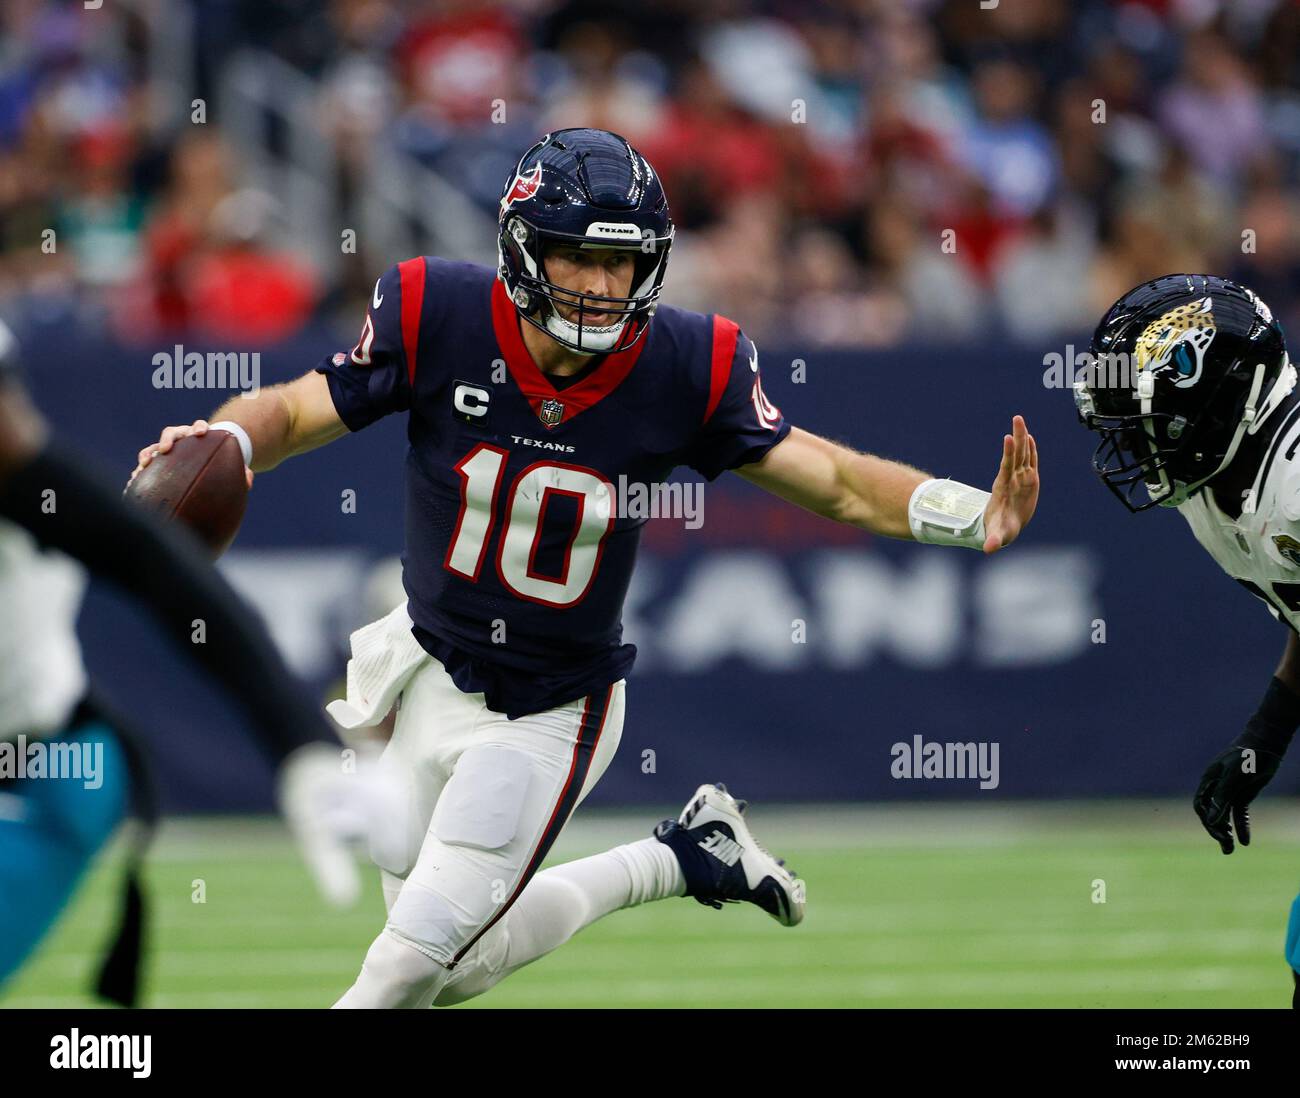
[1075,273,1294,512]
[497,128,674,355]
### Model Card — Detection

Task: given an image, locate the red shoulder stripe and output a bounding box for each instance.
[704,315,740,425]
[489,279,646,426]
[397,257,427,388]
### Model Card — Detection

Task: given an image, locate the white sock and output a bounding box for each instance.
[435,838,685,1004]
[586,835,687,909]
[493,837,685,953]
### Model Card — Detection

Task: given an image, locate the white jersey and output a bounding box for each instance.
[0,518,88,740]
[1177,403,1300,630]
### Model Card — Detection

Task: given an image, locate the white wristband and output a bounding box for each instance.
[908,478,990,549]
[209,421,253,467]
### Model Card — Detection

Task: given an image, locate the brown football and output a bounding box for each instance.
[125,430,249,558]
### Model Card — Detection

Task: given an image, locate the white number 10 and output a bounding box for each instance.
[443,444,615,607]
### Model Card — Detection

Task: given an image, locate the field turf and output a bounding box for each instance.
[3,801,1298,1009]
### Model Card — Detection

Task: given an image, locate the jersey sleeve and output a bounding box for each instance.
[683,318,791,481]
[315,260,423,431]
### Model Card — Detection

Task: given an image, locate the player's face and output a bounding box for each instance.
[542,245,637,327]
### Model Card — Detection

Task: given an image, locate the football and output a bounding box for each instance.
[125,429,249,558]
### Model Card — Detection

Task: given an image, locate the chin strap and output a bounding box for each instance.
[543,307,628,355]
[1247,356,1296,435]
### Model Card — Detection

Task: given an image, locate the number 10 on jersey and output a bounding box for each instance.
[444,443,616,608]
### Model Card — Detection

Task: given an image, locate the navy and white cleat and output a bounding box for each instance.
[653,782,805,927]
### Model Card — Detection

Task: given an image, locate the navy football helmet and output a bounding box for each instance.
[497,128,674,355]
[1075,274,1293,511]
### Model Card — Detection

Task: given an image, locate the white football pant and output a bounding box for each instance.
[333,622,629,1008]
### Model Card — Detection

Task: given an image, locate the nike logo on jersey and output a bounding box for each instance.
[698,829,744,866]
[749,344,759,372]
[372,280,384,310]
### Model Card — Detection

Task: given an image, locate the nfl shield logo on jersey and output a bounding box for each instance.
[539,398,564,428]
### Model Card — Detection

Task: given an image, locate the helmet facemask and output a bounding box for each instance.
[1075,396,1187,512]
[1075,360,1271,512]
[499,214,673,356]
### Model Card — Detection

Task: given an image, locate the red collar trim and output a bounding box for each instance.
[490,279,646,429]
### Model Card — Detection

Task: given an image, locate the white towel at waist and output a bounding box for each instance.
[325,602,430,730]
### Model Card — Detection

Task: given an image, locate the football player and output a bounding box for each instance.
[134,128,1040,1009]
[0,318,399,1003]
[1075,274,1300,1004]
[1075,275,1300,849]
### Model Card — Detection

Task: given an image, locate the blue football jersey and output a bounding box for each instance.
[316,258,790,717]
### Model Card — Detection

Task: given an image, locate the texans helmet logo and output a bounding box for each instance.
[501,164,543,214]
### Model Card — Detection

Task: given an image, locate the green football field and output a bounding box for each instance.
[4,801,1299,1009]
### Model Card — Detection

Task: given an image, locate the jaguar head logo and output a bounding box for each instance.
[1135,297,1217,390]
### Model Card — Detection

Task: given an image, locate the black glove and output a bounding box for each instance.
[1193,743,1284,853]
[1193,677,1299,854]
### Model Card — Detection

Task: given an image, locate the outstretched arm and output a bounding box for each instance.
[737,415,1039,553]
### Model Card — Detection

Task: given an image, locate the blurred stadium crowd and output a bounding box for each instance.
[2,0,1300,349]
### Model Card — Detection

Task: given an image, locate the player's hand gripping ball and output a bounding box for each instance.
[125,427,250,557]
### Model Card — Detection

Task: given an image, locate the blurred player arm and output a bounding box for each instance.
[0,372,48,478]
[3,394,335,760]
[2,328,331,758]
[131,370,347,480]
[3,373,380,906]
[737,415,1038,552]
